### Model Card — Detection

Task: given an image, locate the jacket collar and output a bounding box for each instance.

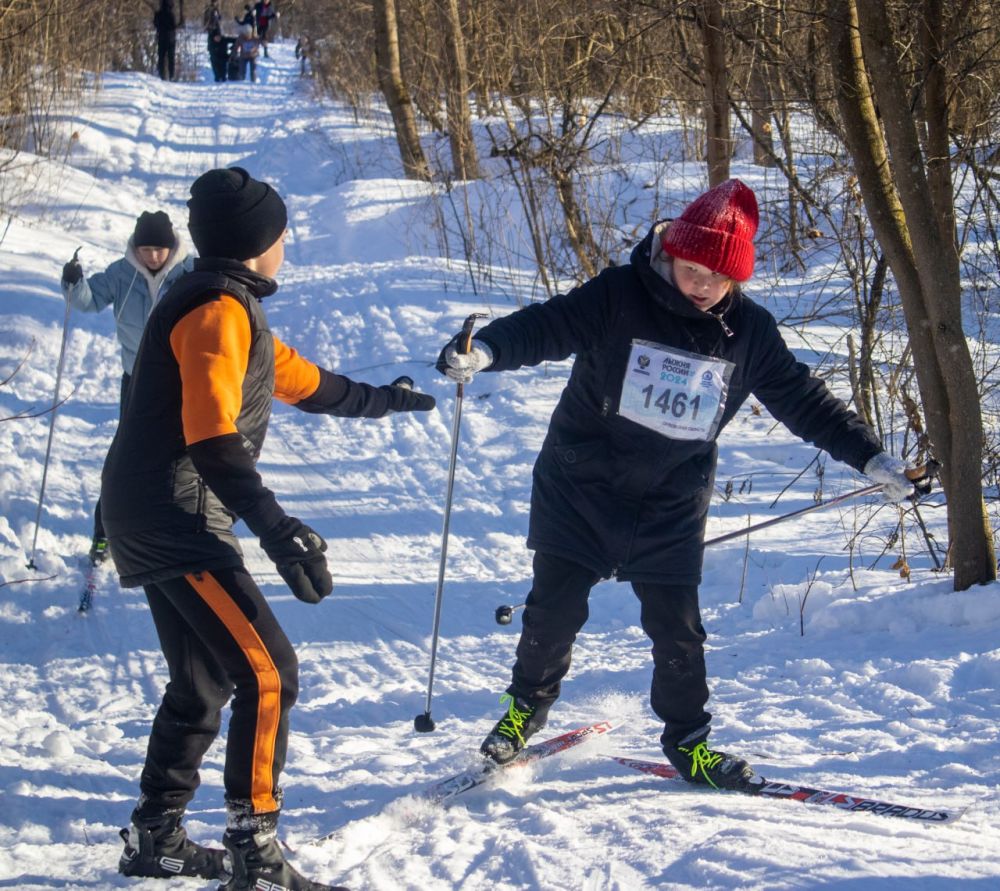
[125,234,186,289]
[630,222,739,331]
[192,257,278,299]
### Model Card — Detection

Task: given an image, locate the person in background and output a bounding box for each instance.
[202,0,221,32]
[233,23,260,83]
[61,211,193,565]
[254,0,277,57]
[103,167,434,890]
[152,0,180,81]
[437,179,919,790]
[208,25,235,82]
[235,3,255,30]
[294,34,311,77]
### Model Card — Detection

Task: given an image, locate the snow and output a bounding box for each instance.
[2,39,999,891]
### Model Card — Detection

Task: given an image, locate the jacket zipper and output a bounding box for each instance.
[711,310,735,338]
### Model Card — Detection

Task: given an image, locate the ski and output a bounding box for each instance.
[307,720,623,846]
[78,558,99,612]
[612,755,964,824]
[425,720,622,805]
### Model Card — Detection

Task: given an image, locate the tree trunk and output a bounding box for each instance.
[826,0,995,589]
[749,1,777,168]
[373,0,431,181]
[438,0,479,181]
[696,0,730,185]
[921,0,957,255]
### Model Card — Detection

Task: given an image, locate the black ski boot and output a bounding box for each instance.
[118,800,227,880]
[662,729,760,792]
[220,810,347,891]
[480,693,549,764]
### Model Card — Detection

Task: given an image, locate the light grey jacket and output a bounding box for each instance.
[63,236,194,374]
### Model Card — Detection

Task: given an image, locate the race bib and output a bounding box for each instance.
[618,339,733,441]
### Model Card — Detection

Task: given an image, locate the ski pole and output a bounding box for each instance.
[27,250,78,571]
[415,312,487,733]
[494,461,939,625]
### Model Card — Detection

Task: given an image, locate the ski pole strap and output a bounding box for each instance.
[906,459,940,496]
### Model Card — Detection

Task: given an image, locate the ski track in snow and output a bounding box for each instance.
[1,36,999,891]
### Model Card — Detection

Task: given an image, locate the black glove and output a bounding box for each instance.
[62,258,83,285]
[379,381,436,413]
[259,517,333,604]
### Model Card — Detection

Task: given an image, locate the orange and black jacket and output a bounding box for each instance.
[101,257,405,587]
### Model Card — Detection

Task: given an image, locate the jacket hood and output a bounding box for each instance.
[126,231,186,282]
[629,221,740,325]
[192,256,279,299]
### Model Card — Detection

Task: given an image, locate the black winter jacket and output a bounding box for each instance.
[102,263,277,585]
[101,258,416,587]
[474,223,883,584]
[154,7,179,41]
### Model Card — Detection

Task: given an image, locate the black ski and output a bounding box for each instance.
[612,755,964,824]
[78,558,99,612]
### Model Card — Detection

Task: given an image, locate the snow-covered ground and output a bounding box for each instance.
[1,40,998,891]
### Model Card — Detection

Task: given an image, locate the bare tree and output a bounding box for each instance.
[373,0,432,180]
[825,0,996,589]
[1,0,160,215]
[437,0,479,180]
[695,0,731,186]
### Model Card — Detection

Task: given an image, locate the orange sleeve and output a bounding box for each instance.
[273,335,321,404]
[169,295,252,445]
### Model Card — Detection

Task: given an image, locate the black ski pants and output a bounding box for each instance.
[139,566,298,815]
[157,38,176,81]
[509,551,711,744]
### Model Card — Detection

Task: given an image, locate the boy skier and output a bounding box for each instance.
[61,210,193,565]
[102,167,434,889]
[437,179,916,790]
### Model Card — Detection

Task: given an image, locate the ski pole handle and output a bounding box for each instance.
[905,459,940,497]
[457,312,488,355]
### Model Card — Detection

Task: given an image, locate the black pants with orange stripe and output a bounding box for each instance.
[139,566,298,815]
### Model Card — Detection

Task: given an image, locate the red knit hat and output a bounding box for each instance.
[661,179,759,282]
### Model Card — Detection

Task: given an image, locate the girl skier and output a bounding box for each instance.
[437,179,915,790]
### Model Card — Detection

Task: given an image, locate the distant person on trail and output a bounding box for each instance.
[294,34,311,77]
[61,211,192,566]
[437,179,919,791]
[102,166,434,889]
[202,0,221,32]
[233,23,260,83]
[235,3,256,30]
[254,0,277,57]
[208,26,235,82]
[153,0,180,81]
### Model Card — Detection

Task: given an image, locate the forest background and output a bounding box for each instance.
[4,0,999,589]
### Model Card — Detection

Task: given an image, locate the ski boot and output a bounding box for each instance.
[480,693,549,764]
[662,729,760,792]
[118,800,227,880]
[89,534,109,566]
[220,810,346,891]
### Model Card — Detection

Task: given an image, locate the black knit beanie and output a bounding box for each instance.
[187,167,287,261]
[133,211,175,248]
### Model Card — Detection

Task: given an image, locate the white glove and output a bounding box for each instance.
[863,452,916,503]
[441,338,493,384]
